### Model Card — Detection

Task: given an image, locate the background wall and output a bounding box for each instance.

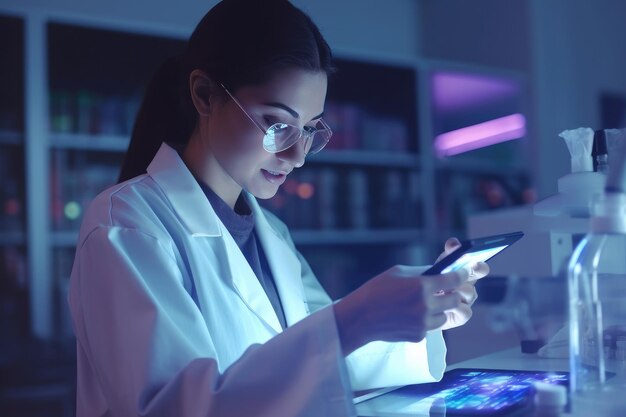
[3,0,421,56]
[419,0,626,197]
[530,0,626,197]
[419,0,531,72]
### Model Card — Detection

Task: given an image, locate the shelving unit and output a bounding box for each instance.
[0,231,27,246]
[0,7,532,340]
[0,13,30,387]
[0,129,23,145]
[50,132,130,152]
[50,231,79,248]
[309,150,418,168]
[436,157,528,176]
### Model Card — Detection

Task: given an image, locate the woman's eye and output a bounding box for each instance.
[263,116,278,127]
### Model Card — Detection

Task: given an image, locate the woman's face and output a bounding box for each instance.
[205,68,328,200]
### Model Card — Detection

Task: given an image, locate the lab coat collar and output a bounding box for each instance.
[147,144,282,332]
[147,142,308,331]
[147,142,222,237]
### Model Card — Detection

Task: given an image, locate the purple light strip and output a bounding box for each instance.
[434,113,526,157]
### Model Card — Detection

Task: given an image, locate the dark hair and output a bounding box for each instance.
[118,0,334,183]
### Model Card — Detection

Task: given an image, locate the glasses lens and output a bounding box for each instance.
[263,121,332,154]
[307,129,331,154]
[264,123,301,153]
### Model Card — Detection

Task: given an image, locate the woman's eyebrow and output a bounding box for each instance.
[263,101,324,121]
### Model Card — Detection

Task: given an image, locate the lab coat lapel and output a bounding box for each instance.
[246,194,309,327]
[221,232,283,334]
[147,143,225,237]
[148,143,282,334]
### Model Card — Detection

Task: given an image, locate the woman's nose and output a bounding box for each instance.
[276,140,306,168]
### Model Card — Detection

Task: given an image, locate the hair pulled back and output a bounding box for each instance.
[118,0,334,182]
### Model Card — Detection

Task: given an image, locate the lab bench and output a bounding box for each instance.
[356,347,626,416]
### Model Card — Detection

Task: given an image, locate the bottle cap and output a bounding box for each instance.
[533,382,567,407]
[605,129,626,192]
[594,129,608,156]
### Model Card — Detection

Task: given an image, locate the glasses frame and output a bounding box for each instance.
[220,83,332,155]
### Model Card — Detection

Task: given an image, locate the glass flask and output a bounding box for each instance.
[568,192,626,415]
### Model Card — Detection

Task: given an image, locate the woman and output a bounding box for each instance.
[68,0,486,416]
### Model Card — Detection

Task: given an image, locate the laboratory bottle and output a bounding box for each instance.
[568,192,626,415]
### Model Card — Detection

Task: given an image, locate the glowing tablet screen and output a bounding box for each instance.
[356,368,569,416]
[441,245,508,274]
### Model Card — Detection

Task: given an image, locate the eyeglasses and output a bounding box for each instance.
[220,83,332,155]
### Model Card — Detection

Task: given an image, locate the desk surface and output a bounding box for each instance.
[356,347,626,417]
[447,347,569,373]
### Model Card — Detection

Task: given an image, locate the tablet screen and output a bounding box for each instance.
[441,245,508,274]
[356,368,569,416]
[423,231,524,275]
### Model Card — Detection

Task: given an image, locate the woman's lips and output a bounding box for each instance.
[261,169,287,185]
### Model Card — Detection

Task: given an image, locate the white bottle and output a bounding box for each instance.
[532,382,566,417]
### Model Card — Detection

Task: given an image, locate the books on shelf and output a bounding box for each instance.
[50,89,141,137]
[260,166,423,231]
[50,151,121,231]
[0,147,25,233]
[324,101,409,152]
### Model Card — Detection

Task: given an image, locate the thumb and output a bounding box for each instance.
[435,237,462,263]
[444,237,461,253]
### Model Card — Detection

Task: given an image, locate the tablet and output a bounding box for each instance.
[355,368,569,417]
[422,231,524,276]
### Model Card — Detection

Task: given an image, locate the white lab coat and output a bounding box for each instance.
[68,142,446,417]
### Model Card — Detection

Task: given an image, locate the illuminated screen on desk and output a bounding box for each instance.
[357,368,569,416]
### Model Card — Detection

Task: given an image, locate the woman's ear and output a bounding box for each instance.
[189,69,218,116]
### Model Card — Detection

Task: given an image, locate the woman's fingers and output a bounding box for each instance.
[338,260,483,348]
[435,237,461,263]
[422,268,477,331]
[425,289,463,331]
[470,261,489,281]
[457,282,478,305]
[422,269,469,294]
[441,303,473,330]
[444,237,461,253]
[426,312,447,330]
[427,291,462,313]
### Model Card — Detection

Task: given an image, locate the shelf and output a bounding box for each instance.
[0,129,23,145]
[50,132,129,152]
[51,230,79,247]
[309,150,418,167]
[436,158,527,176]
[46,138,422,168]
[47,136,419,166]
[291,228,423,246]
[0,231,26,246]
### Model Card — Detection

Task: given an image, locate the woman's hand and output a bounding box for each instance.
[333,265,469,356]
[435,238,489,330]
